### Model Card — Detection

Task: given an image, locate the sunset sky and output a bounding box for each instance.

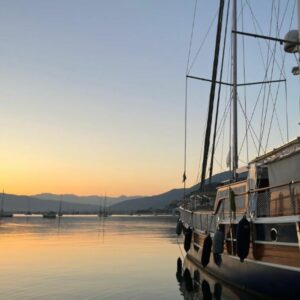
[0,0,299,196]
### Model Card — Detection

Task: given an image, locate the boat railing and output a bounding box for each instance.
[179,207,193,227]
[180,193,214,211]
[179,206,215,231]
[180,179,300,225]
[235,179,300,217]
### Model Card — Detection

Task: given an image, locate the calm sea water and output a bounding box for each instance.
[0,215,253,300]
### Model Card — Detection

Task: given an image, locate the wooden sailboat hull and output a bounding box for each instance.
[187,245,300,299]
[180,256,260,300]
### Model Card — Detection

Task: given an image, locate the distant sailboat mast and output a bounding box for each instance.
[58,195,63,216]
[104,194,107,216]
[98,195,103,217]
[25,197,32,215]
[27,198,31,213]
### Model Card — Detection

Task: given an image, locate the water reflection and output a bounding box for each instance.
[0,215,182,300]
[97,214,106,243]
[176,256,261,300]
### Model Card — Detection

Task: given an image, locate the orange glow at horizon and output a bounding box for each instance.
[0,108,186,196]
[0,157,182,197]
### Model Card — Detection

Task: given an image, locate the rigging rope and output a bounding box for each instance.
[285,80,289,141]
[187,9,219,74]
[260,3,278,154]
[183,0,198,196]
[185,0,295,185]
[264,0,295,151]
[237,0,292,157]
[183,78,188,195]
[186,0,198,74]
[245,0,287,75]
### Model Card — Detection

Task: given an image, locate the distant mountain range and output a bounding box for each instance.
[32,193,141,207]
[109,170,233,212]
[1,171,233,214]
[109,188,185,212]
[1,194,98,213]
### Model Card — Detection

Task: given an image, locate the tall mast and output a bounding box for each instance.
[199,0,225,191]
[232,0,238,180]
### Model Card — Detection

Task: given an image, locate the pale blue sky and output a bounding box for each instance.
[0,0,298,195]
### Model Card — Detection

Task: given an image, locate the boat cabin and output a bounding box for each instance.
[212,137,300,221]
[249,137,300,217]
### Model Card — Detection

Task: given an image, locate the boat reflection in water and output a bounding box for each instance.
[176,256,265,300]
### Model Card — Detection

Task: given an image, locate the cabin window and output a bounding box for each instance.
[256,166,269,188]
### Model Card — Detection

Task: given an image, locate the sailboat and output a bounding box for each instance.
[0,190,13,218]
[58,195,63,217]
[25,197,32,215]
[97,196,103,217]
[43,211,57,219]
[178,0,300,298]
[103,195,109,217]
[98,195,109,217]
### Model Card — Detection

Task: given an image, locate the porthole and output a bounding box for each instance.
[270,228,278,241]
